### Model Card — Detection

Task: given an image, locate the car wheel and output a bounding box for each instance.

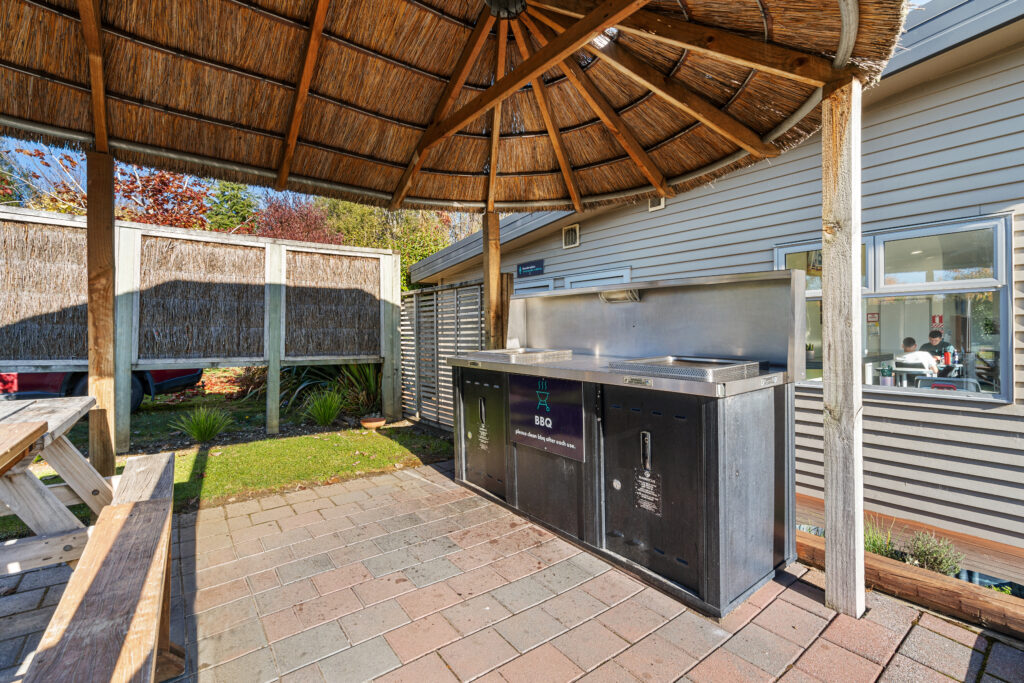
[71,375,89,397]
[130,374,144,413]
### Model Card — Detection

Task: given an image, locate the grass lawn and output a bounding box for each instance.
[1,368,453,541]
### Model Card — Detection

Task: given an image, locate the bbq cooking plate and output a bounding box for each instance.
[607,356,763,383]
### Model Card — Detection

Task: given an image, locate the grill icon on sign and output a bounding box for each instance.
[536,379,550,412]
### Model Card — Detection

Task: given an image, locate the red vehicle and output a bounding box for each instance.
[0,369,204,413]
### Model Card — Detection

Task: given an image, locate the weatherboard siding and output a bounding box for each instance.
[439,45,1024,548]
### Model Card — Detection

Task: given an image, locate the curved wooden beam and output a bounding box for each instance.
[487,19,509,213]
[531,8,779,159]
[510,19,582,212]
[527,0,843,86]
[390,7,496,209]
[276,0,330,190]
[76,0,107,152]
[519,12,673,198]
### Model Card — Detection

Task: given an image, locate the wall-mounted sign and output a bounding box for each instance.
[866,312,879,322]
[931,314,943,331]
[508,374,583,461]
[517,259,545,278]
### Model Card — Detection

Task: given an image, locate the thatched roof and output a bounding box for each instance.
[0,0,906,212]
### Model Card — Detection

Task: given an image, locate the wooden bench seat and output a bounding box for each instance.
[25,452,184,683]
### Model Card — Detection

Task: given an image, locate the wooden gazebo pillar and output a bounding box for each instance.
[482,212,503,349]
[86,151,117,477]
[821,76,865,617]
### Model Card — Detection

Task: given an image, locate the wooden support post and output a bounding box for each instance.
[266,244,284,435]
[821,76,865,618]
[381,253,403,421]
[482,212,502,349]
[87,151,117,477]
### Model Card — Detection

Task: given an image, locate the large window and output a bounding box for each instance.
[775,217,1010,400]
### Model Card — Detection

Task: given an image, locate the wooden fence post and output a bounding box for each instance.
[482,212,502,349]
[821,75,865,618]
[113,226,138,453]
[266,244,284,435]
[381,253,402,421]
[86,151,117,476]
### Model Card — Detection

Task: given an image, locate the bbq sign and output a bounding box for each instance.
[508,375,584,461]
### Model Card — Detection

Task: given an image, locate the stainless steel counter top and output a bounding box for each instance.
[448,353,790,398]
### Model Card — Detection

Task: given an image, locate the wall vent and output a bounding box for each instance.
[562,223,580,249]
[648,197,666,212]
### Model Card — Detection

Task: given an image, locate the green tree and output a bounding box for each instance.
[317,199,453,290]
[206,181,257,232]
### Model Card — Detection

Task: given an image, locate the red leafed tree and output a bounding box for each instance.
[115,165,209,229]
[240,194,344,245]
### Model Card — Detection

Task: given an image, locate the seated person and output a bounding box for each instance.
[897,337,938,375]
[920,330,954,357]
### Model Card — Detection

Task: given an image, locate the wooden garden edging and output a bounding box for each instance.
[796,530,1024,640]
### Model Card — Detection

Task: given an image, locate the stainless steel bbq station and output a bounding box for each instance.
[449,271,806,618]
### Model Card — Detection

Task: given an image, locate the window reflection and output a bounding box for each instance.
[883,228,994,285]
[785,245,867,291]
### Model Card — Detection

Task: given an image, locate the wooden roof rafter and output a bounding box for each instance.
[510,18,583,213]
[526,0,846,86]
[276,0,330,190]
[487,19,509,213]
[518,12,673,198]
[75,0,108,152]
[390,6,496,209]
[531,8,780,160]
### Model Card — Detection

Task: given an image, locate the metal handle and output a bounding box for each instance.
[478,396,486,423]
[640,430,651,473]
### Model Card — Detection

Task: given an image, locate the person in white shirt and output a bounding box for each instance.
[897,337,938,375]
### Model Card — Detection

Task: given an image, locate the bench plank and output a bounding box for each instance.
[2,527,93,575]
[26,499,173,683]
[114,453,175,505]
[0,398,95,453]
[0,422,47,476]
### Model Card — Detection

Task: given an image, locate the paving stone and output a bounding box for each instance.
[879,654,951,682]
[280,663,324,683]
[629,587,686,620]
[0,589,43,618]
[490,551,548,582]
[276,554,335,585]
[497,642,584,683]
[864,591,918,635]
[776,579,836,620]
[232,539,263,557]
[364,549,419,577]
[579,660,641,682]
[197,646,278,683]
[260,527,313,551]
[527,539,580,566]
[339,599,411,644]
[188,596,258,642]
[16,565,71,591]
[227,515,254,531]
[229,521,281,544]
[795,638,883,682]
[746,576,789,609]
[686,648,772,683]
[899,625,986,681]
[595,596,668,643]
[191,578,250,614]
[447,565,507,599]
[751,597,829,647]
[579,571,644,606]
[552,619,630,672]
[376,652,459,683]
[614,632,697,683]
[311,562,373,595]
[254,579,318,616]
[261,607,304,643]
[293,587,362,628]
[657,611,730,660]
[327,539,382,567]
[822,613,904,664]
[195,547,236,572]
[353,573,415,606]
[396,582,463,620]
[408,537,460,563]
[439,627,519,680]
[489,575,556,614]
[0,637,24,670]
[195,519,230,539]
[495,605,567,652]
[247,568,280,595]
[983,641,1024,683]
[919,613,988,651]
[317,635,401,682]
[441,593,512,635]
[541,587,609,629]
[384,612,461,663]
[531,559,593,595]
[404,558,462,588]
[292,498,334,515]
[270,621,348,674]
[224,500,260,518]
[194,618,268,671]
[566,550,611,578]
[278,511,327,533]
[304,516,357,539]
[258,494,288,510]
[380,512,425,532]
[724,623,803,677]
[448,543,507,571]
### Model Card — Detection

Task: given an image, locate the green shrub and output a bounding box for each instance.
[905,531,964,575]
[170,406,233,443]
[990,584,1013,594]
[864,516,903,560]
[337,364,382,416]
[304,390,345,426]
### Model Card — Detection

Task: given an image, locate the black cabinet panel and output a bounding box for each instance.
[461,370,507,499]
[515,443,582,538]
[602,385,705,595]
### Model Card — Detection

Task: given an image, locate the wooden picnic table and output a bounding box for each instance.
[0,397,113,574]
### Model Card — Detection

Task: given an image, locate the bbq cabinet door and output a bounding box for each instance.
[461,371,507,499]
[602,385,704,595]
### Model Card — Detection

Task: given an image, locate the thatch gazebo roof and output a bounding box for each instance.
[1,0,904,212]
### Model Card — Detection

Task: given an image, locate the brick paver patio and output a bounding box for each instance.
[2,461,1022,682]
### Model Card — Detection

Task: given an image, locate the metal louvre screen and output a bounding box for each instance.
[400,281,483,429]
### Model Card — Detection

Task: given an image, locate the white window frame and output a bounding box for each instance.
[513,277,554,295]
[564,267,631,289]
[773,215,1013,402]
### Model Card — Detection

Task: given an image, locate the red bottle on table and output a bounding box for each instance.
[944,351,952,365]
